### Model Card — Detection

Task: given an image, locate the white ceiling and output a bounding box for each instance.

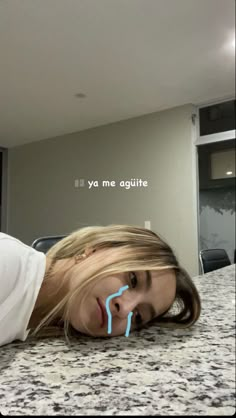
[0,0,235,148]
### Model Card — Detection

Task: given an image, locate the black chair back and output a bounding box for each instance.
[199,248,231,274]
[31,235,66,253]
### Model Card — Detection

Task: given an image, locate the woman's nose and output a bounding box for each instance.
[111,297,136,319]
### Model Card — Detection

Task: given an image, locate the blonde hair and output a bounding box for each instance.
[29,224,201,344]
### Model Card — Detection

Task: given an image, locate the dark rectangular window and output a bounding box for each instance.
[199,100,235,136]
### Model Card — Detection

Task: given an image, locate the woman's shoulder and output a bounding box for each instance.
[0,233,46,303]
[0,232,31,249]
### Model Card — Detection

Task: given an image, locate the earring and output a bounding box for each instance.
[74,253,87,263]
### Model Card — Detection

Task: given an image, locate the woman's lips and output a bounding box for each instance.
[97,298,108,328]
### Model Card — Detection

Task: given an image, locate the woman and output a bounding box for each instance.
[0,225,201,347]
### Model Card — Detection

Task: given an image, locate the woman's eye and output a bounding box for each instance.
[130,272,138,288]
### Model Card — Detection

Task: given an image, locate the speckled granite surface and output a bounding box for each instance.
[0,264,235,416]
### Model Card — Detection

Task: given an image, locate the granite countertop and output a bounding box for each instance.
[0,264,235,416]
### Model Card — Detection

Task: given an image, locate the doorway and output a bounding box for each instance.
[196,99,236,270]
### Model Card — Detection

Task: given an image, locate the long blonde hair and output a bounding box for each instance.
[29,224,201,344]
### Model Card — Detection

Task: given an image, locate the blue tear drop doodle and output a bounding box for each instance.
[125,311,133,337]
[105,285,133,337]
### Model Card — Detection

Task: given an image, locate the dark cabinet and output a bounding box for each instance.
[198,139,236,190]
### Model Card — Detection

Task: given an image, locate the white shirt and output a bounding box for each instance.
[0,233,46,346]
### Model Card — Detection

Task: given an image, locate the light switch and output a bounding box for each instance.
[74,179,79,188]
[145,221,151,229]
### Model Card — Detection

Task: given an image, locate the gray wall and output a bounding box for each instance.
[7,104,199,276]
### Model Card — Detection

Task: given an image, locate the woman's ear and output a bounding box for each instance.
[84,246,96,257]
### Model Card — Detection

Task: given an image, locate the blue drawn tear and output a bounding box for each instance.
[125,311,133,337]
[105,285,133,337]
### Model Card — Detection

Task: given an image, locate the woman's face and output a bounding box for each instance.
[67,247,176,337]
